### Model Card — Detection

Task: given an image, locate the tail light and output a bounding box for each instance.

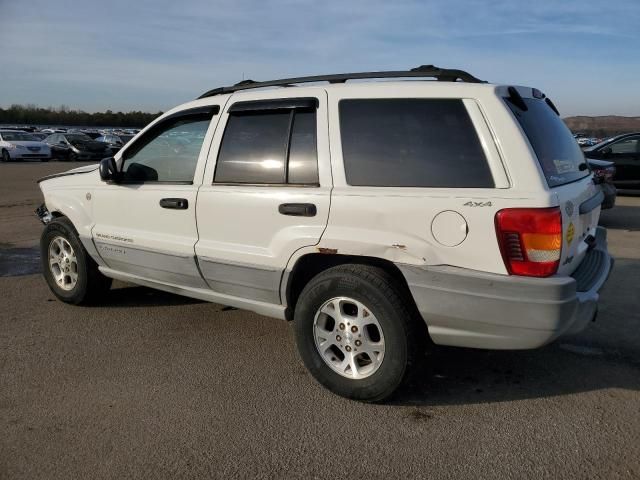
[495,207,562,277]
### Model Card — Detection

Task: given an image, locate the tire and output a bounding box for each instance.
[1,150,10,162]
[40,217,112,304]
[68,151,78,161]
[41,157,50,162]
[294,264,423,402]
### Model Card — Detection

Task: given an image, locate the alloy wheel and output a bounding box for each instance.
[313,297,385,379]
[48,236,78,291]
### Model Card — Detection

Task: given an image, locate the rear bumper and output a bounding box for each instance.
[398,227,613,350]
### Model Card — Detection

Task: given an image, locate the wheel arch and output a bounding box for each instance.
[282,253,418,321]
[43,194,105,267]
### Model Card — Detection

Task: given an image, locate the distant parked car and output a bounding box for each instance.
[30,132,49,141]
[584,133,640,190]
[0,130,51,162]
[95,134,124,153]
[44,132,109,161]
[587,159,616,209]
[577,137,598,147]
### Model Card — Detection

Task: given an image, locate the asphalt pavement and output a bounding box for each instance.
[1,161,639,479]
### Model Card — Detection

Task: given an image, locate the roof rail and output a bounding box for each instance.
[197,65,486,99]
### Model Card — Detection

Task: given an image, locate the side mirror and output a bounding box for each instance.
[99,157,120,182]
[601,147,612,157]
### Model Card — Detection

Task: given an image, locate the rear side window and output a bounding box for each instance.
[339,99,494,188]
[215,108,318,185]
[505,97,588,187]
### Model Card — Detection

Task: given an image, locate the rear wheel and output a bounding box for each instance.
[294,264,422,402]
[1,150,10,162]
[41,217,112,304]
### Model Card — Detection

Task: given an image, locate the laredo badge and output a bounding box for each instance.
[566,222,575,245]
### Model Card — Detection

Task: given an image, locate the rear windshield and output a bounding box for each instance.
[506,97,588,187]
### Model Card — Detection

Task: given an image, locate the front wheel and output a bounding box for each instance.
[41,217,112,304]
[294,264,423,402]
[1,150,10,162]
[68,151,78,161]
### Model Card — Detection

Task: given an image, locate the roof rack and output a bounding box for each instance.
[197,65,485,99]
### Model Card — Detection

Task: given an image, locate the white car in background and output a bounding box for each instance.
[0,130,51,162]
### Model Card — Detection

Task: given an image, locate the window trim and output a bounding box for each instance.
[117,105,219,185]
[228,97,318,113]
[213,101,319,186]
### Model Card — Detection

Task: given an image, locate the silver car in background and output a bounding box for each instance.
[0,130,51,162]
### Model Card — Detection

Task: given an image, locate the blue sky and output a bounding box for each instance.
[1,0,639,116]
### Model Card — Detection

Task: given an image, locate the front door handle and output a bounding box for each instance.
[160,198,189,210]
[278,203,317,217]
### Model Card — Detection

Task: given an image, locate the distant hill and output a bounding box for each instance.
[564,116,640,137]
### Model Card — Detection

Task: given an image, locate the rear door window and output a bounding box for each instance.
[505,97,588,187]
[339,99,494,188]
[214,107,319,185]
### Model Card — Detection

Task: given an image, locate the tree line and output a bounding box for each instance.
[0,104,163,128]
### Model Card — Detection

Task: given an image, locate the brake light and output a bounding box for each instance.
[495,207,562,277]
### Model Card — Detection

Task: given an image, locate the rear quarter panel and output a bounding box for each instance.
[306,84,556,275]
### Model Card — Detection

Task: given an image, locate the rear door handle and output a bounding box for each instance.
[278,203,317,217]
[160,198,189,210]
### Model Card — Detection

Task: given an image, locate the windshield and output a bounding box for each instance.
[505,97,589,187]
[66,133,93,142]
[1,131,36,141]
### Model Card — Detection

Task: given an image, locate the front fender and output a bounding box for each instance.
[39,173,105,266]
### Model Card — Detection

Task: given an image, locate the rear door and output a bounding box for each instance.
[195,90,331,304]
[505,92,600,274]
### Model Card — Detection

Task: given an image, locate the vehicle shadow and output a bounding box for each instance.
[390,256,640,406]
[599,205,640,231]
[98,284,204,308]
[391,342,640,407]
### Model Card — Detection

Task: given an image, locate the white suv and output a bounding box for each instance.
[36,66,613,401]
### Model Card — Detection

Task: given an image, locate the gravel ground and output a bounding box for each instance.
[1,161,639,479]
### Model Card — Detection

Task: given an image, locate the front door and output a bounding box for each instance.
[195,90,331,304]
[91,106,220,288]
